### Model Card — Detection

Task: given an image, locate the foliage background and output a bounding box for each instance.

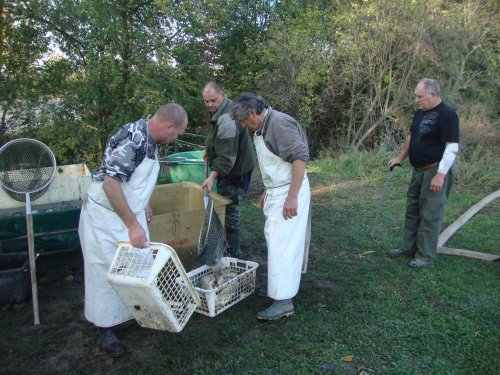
[1,0,498,167]
[0,2,498,374]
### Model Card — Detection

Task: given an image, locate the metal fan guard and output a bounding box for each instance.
[0,138,56,202]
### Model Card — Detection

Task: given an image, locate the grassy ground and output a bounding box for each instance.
[0,152,498,374]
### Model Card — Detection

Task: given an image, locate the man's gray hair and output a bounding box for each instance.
[419,78,441,97]
[230,92,268,120]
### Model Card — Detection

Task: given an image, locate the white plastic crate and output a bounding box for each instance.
[107,241,201,332]
[185,257,259,317]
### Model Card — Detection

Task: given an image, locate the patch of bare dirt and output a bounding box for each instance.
[0,242,271,375]
[0,251,171,375]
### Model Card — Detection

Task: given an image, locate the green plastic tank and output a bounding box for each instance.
[160,150,215,190]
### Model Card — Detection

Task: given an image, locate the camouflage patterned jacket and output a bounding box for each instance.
[93,119,157,183]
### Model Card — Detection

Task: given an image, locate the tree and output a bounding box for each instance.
[253,0,498,153]
[13,0,211,167]
[0,1,49,143]
[332,0,432,150]
[2,0,497,160]
[425,0,499,108]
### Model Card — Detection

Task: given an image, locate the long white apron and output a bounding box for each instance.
[254,134,311,300]
[79,153,159,327]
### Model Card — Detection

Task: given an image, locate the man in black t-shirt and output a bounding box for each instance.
[387,78,459,268]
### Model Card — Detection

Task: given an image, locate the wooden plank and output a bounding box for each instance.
[437,247,499,262]
[438,189,500,247]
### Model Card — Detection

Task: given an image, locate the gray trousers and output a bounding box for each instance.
[401,165,455,261]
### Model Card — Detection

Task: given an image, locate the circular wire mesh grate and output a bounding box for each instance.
[0,138,56,202]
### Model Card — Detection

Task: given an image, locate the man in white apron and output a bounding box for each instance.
[230,93,311,321]
[79,103,188,356]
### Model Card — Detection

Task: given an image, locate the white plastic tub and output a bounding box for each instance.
[107,241,201,332]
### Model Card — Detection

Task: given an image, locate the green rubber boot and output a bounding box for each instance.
[257,299,294,320]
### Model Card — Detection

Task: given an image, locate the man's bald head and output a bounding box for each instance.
[154,103,188,129]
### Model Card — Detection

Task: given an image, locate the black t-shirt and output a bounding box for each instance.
[409,102,459,168]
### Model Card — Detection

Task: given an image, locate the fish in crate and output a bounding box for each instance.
[186,257,258,317]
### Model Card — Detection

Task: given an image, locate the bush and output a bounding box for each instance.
[457,144,500,191]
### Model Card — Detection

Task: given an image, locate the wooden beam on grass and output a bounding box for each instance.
[438,189,500,247]
[437,189,500,262]
[437,247,499,262]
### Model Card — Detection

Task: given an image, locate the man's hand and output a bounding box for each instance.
[388,157,402,170]
[283,159,306,220]
[388,135,410,169]
[128,221,148,248]
[283,195,298,220]
[201,170,218,192]
[430,172,445,192]
[201,175,215,192]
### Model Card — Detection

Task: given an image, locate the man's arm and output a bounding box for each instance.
[200,149,218,191]
[103,176,148,248]
[429,142,459,192]
[203,115,237,191]
[283,159,306,220]
[388,135,410,169]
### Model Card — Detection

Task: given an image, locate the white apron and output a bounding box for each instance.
[254,133,311,300]
[79,149,159,327]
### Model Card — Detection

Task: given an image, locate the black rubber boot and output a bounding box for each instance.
[99,327,125,357]
[226,229,242,258]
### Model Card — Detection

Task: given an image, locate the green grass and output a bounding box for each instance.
[0,151,498,375]
[141,152,498,374]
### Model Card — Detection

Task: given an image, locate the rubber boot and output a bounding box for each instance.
[99,327,125,357]
[226,229,242,258]
[257,298,294,321]
[256,286,268,298]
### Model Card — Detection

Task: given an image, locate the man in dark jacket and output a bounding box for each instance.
[201,82,256,258]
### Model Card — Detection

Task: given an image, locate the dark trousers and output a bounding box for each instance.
[217,184,242,256]
[401,165,455,261]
